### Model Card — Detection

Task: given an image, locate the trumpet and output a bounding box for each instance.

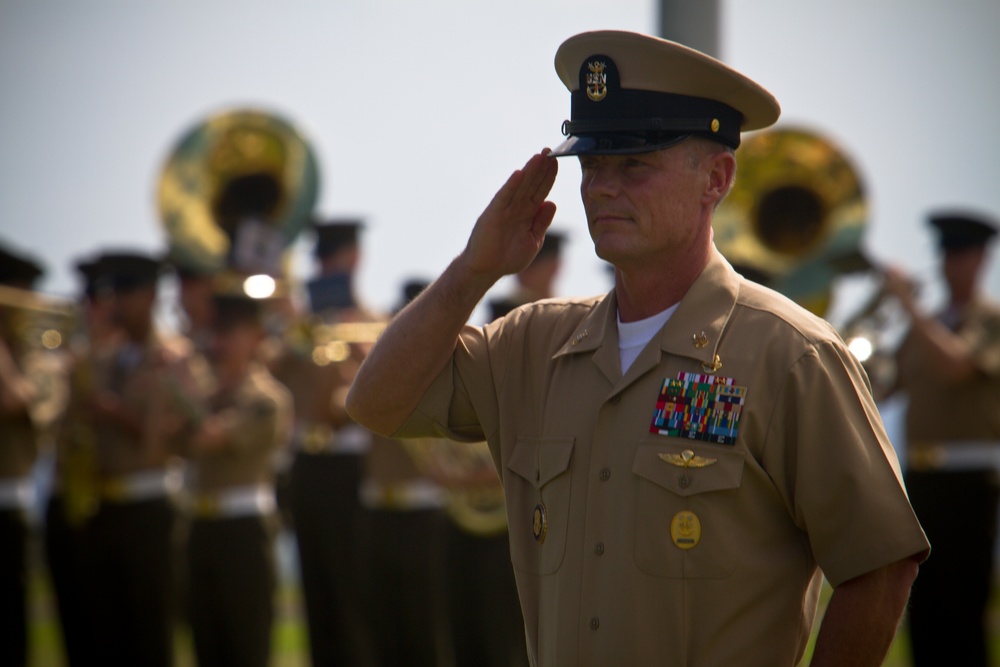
[838,264,929,400]
[841,263,926,358]
[282,315,388,366]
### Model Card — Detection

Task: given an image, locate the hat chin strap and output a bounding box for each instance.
[562,117,714,136]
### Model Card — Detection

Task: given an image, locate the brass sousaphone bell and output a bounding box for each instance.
[712,127,869,316]
[158,108,320,281]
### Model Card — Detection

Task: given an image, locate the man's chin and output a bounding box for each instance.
[592,235,632,265]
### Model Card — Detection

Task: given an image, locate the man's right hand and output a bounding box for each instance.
[347,150,558,437]
[457,150,559,284]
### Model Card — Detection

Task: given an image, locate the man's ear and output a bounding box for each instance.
[704,150,736,206]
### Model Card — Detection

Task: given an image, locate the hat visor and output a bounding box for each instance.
[549,132,692,157]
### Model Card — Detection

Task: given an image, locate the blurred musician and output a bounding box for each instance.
[184,288,292,667]
[45,255,119,666]
[0,243,50,667]
[884,211,1000,667]
[486,230,565,320]
[270,218,377,666]
[63,251,209,667]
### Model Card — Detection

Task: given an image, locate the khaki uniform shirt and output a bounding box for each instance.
[398,249,929,666]
[68,332,210,478]
[897,296,1000,443]
[1,339,69,480]
[189,363,292,492]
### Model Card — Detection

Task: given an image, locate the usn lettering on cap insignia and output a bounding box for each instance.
[670,510,701,550]
[532,503,548,544]
[650,371,748,445]
[586,60,608,102]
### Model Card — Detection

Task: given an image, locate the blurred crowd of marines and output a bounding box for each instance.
[0,219,557,667]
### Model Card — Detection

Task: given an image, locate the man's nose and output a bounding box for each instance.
[583,166,619,198]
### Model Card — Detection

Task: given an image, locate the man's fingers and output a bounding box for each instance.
[532,201,558,240]
[491,151,557,216]
[520,150,558,207]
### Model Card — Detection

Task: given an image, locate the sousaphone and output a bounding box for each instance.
[158,108,320,279]
[712,126,868,316]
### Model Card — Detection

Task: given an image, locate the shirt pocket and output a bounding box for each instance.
[632,439,745,578]
[505,435,575,575]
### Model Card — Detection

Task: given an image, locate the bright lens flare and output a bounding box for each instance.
[243,274,276,299]
[847,336,874,363]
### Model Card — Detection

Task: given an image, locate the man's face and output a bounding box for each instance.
[579,142,713,268]
[178,275,215,331]
[209,321,261,369]
[111,284,155,333]
[942,245,986,299]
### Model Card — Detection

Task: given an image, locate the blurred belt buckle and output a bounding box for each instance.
[302,424,334,453]
[381,486,401,509]
[909,445,946,472]
[193,495,221,519]
[100,479,128,502]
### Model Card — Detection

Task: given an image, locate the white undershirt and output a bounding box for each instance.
[617,304,679,374]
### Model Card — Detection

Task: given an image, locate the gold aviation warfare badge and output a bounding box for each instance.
[658,449,718,469]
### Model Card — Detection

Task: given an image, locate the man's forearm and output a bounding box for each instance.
[346,256,496,436]
[810,557,920,667]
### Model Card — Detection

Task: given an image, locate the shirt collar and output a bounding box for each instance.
[554,248,741,374]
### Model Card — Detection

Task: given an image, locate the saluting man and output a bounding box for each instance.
[348,31,929,666]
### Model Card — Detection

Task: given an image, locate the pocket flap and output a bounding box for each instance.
[632,441,745,497]
[507,436,575,490]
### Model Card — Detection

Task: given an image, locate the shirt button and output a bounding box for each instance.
[609,394,621,405]
[599,468,611,481]
[590,617,600,630]
[678,474,691,489]
[594,542,605,555]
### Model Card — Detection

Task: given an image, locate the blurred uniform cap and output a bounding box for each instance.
[94,251,163,292]
[74,256,111,298]
[313,218,364,259]
[535,231,567,260]
[0,244,44,288]
[928,211,999,250]
[211,292,265,329]
[551,30,780,156]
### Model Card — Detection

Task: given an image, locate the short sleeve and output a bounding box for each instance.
[763,339,929,586]
[393,323,498,443]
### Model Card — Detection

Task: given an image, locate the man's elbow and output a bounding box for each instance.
[345,383,382,435]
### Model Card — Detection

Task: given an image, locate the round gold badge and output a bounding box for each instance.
[532,503,548,544]
[670,510,701,550]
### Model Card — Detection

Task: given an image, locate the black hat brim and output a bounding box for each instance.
[549,132,692,157]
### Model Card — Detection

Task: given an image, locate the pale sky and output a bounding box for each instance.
[1,0,998,327]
